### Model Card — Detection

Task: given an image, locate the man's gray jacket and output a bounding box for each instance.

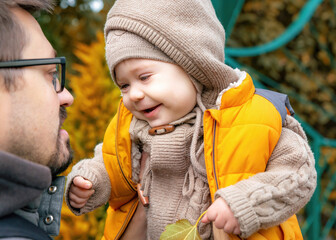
[0,151,65,239]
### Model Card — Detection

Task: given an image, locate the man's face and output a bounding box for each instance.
[115,58,197,127]
[0,8,74,177]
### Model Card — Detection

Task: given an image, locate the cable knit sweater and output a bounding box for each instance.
[65,115,316,238]
[128,111,212,239]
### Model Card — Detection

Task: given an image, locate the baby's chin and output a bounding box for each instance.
[148,121,170,128]
[132,115,168,128]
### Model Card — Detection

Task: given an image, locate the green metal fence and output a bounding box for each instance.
[211,0,336,239]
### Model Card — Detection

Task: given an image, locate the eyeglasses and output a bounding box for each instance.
[0,57,66,93]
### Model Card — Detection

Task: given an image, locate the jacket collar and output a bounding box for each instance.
[38,176,65,236]
[13,177,65,236]
[0,151,65,236]
[0,151,52,218]
[215,69,254,109]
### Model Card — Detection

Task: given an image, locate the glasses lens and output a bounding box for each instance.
[55,63,62,92]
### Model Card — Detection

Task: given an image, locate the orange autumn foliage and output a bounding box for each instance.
[57,32,120,240]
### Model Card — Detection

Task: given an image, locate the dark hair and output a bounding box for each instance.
[0,0,54,91]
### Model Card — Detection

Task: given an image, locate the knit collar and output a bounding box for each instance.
[129,109,198,183]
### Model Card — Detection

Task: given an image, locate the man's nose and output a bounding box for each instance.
[58,88,74,107]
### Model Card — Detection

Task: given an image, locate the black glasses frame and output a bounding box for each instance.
[0,57,66,93]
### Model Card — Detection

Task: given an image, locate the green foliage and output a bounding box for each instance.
[36,0,115,76]
[227,1,336,238]
[227,0,336,138]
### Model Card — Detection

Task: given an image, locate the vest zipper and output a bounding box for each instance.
[115,101,136,192]
[213,119,245,240]
[114,200,138,240]
[212,119,219,191]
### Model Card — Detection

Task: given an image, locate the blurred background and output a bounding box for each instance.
[36,0,336,239]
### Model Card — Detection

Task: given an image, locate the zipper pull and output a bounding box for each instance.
[137,183,149,207]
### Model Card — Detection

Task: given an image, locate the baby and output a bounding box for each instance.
[66,0,316,239]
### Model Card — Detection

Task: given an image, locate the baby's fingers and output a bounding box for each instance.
[201,213,210,223]
[221,220,238,234]
[201,209,217,223]
[70,184,95,199]
[232,226,241,235]
[73,176,93,189]
[69,191,88,209]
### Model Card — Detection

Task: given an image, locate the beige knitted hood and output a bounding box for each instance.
[104,0,239,108]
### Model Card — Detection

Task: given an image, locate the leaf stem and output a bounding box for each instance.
[195,210,208,228]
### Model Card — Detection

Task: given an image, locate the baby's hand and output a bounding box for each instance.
[201,198,241,235]
[68,176,95,209]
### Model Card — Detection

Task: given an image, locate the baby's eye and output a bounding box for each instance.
[120,84,129,90]
[139,74,151,81]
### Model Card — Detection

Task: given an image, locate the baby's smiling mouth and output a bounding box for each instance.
[143,104,161,113]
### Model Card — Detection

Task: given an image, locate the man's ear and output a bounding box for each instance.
[0,73,10,149]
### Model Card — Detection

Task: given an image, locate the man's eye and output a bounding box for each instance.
[51,72,58,86]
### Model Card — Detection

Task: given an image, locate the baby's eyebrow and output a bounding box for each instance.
[130,62,155,75]
[129,65,142,74]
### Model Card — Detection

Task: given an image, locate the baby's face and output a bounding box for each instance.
[115,58,197,127]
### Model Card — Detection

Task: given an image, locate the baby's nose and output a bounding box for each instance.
[129,86,145,102]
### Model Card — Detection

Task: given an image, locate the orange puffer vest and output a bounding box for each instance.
[102,73,303,240]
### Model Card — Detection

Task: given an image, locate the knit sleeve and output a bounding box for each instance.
[215,115,317,238]
[65,143,111,215]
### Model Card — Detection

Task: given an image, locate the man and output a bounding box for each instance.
[0,1,74,239]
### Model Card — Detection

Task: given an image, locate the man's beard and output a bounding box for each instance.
[7,106,73,177]
[48,106,73,178]
[48,137,73,178]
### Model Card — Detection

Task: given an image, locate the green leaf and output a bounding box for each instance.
[160,219,201,240]
[160,211,207,240]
